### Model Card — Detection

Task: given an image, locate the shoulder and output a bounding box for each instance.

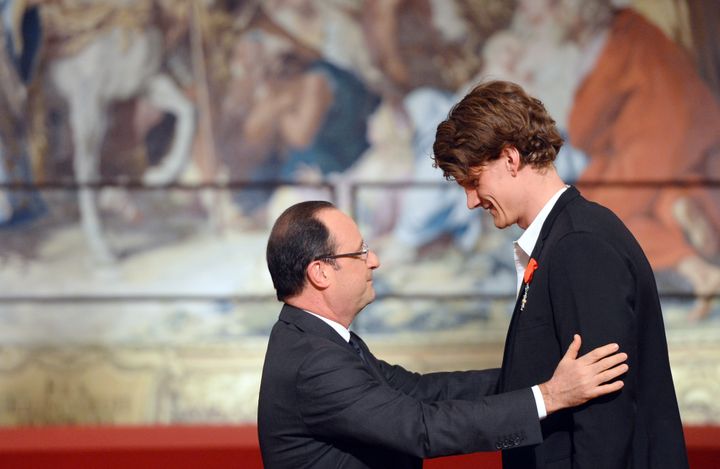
[267,319,339,355]
[550,195,633,256]
[544,197,634,261]
[568,193,617,220]
[554,195,630,238]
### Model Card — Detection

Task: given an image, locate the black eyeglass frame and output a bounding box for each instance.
[314,242,369,261]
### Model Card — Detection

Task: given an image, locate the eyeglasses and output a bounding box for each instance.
[314,242,369,261]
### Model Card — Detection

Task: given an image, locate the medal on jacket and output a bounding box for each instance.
[520,258,538,312]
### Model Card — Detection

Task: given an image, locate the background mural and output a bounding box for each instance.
[1,0,719,426]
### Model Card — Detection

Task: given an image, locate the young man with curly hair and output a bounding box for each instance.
[433,80,688,469]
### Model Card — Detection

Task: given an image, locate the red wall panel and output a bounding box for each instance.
[0,425,716,469]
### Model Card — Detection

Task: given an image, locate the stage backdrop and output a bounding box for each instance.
[0,0,719,426]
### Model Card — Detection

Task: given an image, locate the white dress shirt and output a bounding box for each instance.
[511,186,568,418]
[305,310,351,342]
[513,186,569,295]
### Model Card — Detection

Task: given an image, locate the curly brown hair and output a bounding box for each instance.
[432,80,563,185]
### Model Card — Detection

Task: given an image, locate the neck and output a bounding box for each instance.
[286,294,352,329]
[517,166,566,229]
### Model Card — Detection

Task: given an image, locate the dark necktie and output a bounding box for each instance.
[349,334,367,365]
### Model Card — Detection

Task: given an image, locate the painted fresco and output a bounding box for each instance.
[0,0,719,426]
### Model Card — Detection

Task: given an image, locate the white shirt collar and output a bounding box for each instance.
[304,310,351,342]
[513,186,568,295]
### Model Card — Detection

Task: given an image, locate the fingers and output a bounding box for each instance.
[562,334,582,361]
[590,380,625,398]
[579,341,620,364]
[586,358,628,400]
[595,362,629,384]
[593,352,628,373]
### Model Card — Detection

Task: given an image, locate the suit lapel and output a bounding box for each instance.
[499,186,580,391]
[349,331,387,383]
[279,304,387,382]
[529,186,580,261]
[279,304,350,350]
[499,291,525,391]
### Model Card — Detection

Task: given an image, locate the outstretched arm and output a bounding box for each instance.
[370,334,624,411]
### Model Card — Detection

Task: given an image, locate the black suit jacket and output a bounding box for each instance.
[258,304,543,468]
[499,187,688,469]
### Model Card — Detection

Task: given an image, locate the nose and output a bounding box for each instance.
[367,249,380,269]
[465,187,481,210]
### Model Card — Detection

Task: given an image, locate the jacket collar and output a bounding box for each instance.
[279,303,351,349]
[529,185,581,260]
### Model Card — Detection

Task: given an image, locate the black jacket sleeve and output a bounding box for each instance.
[297,346,541,458]
[548,232,636,469]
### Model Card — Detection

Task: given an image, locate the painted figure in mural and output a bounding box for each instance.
[433,80,688,469]
[4,0,196,262]
[0,0,46,227]
[361,0,498,97]
[228,16,380,214]
[259,0,383,90]
[567,6,720,320]
[258,200,629,469]
[249,51,379,181]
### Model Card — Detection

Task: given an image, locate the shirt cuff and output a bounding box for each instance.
[531,385,547,420]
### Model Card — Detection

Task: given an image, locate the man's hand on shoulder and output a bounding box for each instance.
[540,334,628,415]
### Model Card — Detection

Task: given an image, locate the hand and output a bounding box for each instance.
[539,334,628,415]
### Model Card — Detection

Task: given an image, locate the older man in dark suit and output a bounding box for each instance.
[432,80,688,468]
[258,200,629,469]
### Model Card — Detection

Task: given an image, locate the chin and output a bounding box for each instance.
[357,298,375,314]
[493,220,508,229]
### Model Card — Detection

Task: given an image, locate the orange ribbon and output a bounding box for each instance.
[523,258,538,284]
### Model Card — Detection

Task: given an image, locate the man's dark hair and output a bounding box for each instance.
[433,80,563,186]
[266,201,337,301]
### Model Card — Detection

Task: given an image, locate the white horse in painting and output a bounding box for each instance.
[48,22,195,263]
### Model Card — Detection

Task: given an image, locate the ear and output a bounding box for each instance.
[502,146,522,176]
[306,260,331,290]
